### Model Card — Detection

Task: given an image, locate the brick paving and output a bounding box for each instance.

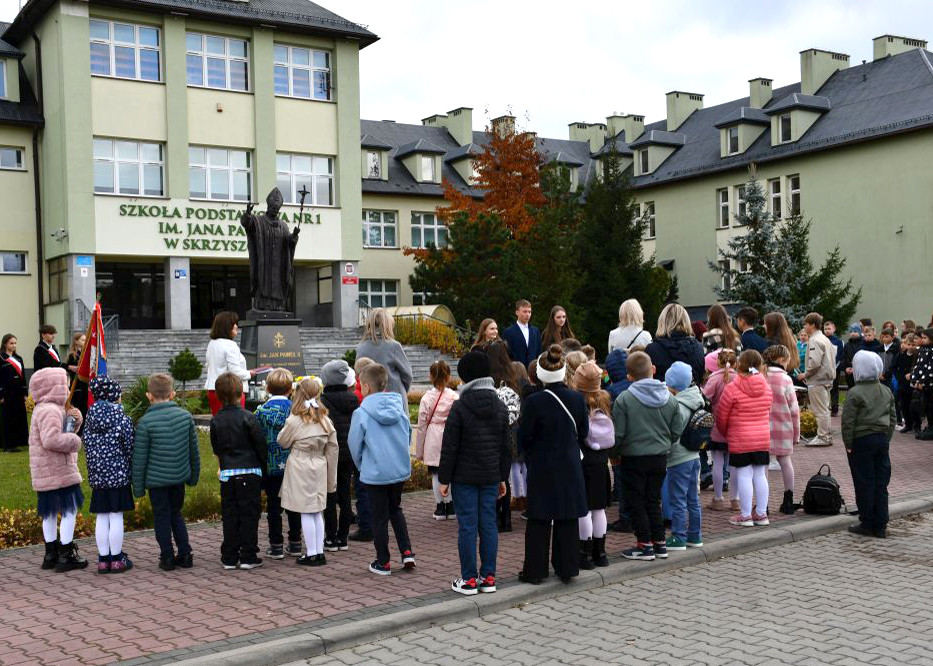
[1,418,931,665]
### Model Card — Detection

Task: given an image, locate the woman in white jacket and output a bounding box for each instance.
[205,311,253,415]
[607,299,653,354]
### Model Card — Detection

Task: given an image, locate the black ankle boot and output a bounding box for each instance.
[592,537,609,567]
[41,540,59,570]
[579,539,595,570]
[779,490,795,515]
[55,541,88,572]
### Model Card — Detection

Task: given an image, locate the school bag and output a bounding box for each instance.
[679,397,715,452]
[802,464,844,515]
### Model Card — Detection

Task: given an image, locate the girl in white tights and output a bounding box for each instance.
[703,350,740,512]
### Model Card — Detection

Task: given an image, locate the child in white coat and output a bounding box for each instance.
[415,361,458,520]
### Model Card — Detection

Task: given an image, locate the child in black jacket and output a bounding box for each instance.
[893,333,918,433]
[912,329,933,439]
[320,360,360,551]
[210,372,267,570]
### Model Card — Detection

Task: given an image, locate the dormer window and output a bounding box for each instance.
[714,108,769,157]
[765,94,830,146]
[639,149,648,174]
[779,114,792,143]
[727,127,739,154]
[421,155,435,182]
[366,151,381,178]
[395,138,445,184]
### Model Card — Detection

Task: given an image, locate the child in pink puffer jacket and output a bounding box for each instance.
[702,349,738,511]
[29,367,87,572]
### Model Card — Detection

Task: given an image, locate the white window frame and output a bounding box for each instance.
[719,259,731,292]
[735,185,746,222]
[0,146,25,171]
[0,61,6,98]
[93,138,165,197]
[358,279,398,308]
[639,149,649,174]
[727,126,739,154]
[0,251,27,275]
[186,32,249,91]
[779,114,792,143]
[89,19,161,82]
[362,210,398,248]
[411,211,447,249]
[642,202,656,240]
[188,146,252,202]
[412,291,434,306]
[276,153,335,206]
[273,44,331,100]
[420,155,436,182]
[365,150,381,179]
[738,259,750,274]
[717,188,729,228]
[769,178,782,220]
[789,174,801,216]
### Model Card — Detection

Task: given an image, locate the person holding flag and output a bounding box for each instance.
[68,303,108,415]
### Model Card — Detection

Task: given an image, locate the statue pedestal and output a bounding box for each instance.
[239,310,305,376]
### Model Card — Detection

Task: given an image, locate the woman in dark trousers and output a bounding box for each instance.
[0,334,28,452]
[518,344,588,584]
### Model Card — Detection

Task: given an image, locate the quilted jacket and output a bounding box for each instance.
[715,372,772,455]
[414,386,458,467]
[29,368,83,492]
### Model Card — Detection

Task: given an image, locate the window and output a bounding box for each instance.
[639,149,649,174]
[421,155,435,182]
[48,257,67,302]
[186,33,248,91]
[365,151,381,179]
[0,147,24,170]
[789,175,801,215]
[0,252,26,274]
[779,114,792,143]
[719,259,731,292]
[362,210,397,248]
[632,203,641,226]
[276,153,334,205]
[189,147,251,201]
[411,212,447,248]
[717,188,729,228]
[738,259,750,273]
[273,44,331,100]
[359,279,397,308]
[0,61,5,98]
[728,126,739,154]
[736,185,746,222]
[412,292,434,306]
[93,138,164,196]
[89,19,161,81]
[642,202,656,240]
[769,178,782,220]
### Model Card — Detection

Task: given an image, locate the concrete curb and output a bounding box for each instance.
[172,495,933,666]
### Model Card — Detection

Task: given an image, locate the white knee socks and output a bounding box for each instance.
[592,509,607,539]
[510,462,527,498]
[42,515,58,543]
[737,465,770,517]
[579,512,593,540]
[778,455,794,492]
[301,512,325,556]
[431,474,451,504]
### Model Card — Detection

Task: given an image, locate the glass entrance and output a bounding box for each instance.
[96,262,166,329]
[190,264,252,328]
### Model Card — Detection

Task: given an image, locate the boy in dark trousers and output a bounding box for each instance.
[210,372,267,570]
[132,373,200,571]
[320,359,360,552]
[611,352,687,561]
[892,333,918,433]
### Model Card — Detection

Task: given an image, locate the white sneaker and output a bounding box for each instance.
[768,458,781,471]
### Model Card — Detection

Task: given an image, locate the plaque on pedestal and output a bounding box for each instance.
[239,310,305,376]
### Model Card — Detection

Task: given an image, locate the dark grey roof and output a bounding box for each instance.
[360,133,392,150]
[548,151,584,167]
[0,22,24,58]
[444,143,482,162]
[629,129,687,148]
[594,132,633,157]
[0,62,43,127]
[4,0,377,46]
[395,138,446,158]
[632,48,933,188]
[713,106,770,128]
[764,93,832,114]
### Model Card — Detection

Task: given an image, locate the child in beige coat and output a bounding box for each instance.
[278,377,338,566]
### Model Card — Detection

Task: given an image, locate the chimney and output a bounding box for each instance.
[873,34,928,60]
[568,122,607,152]
[606,113,645,142]
[748,78,773,109]
[666,91,703,131]
[445,107,473,146]
[421,113,447,127]
[800,48,849,95]
[491,114,516,137]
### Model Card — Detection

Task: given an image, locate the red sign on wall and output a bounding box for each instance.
[341,276,359,285]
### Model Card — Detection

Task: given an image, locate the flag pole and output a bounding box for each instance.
[65,306,96,411]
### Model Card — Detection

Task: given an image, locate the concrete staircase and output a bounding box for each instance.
[107,328,454,387]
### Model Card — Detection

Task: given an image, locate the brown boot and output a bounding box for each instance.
[730,499,741,512]
[708,498,727,512]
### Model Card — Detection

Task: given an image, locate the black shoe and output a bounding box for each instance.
[297,554,327,566]
[918,430,933,441]
[779,490,795,515]
[445,501,456,520]
[518,570,544,585]
[160,556,177,571]
[900,425,913,433]
[848,523,873,537]
[579,540,595,571]
[239,558,264,570]
[873,529,887,539]
[348,530,373,542]
[336,539,348,551]
[350,512,357,525]
[41,540,59,570]
[174,552,193,568]
[323,539,339,552]
[592,537,609,567]
[55,542,88,572]
[700,476,713,491]
[433,503,446,521]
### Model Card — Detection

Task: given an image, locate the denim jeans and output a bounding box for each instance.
[451,483,498,580]
[354,470,371,533]
[666,459,702,541]
[149,484,190,559]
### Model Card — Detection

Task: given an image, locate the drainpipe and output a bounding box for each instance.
[32,33,45,327]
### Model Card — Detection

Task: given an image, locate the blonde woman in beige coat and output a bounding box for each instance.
[278,378,338,566]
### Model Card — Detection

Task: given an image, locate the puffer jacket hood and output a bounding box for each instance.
[360,391,408,426]
[459,381,502,416]
[605,350,632,400]
[735,371,769,398]
[853,349,883,382]
[30,368,68,406]
[714,371,772,454]
[628,378,671,408]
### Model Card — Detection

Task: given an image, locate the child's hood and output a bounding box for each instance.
[605,349,628,382]
[361,391,408,425]
[735,372,769,397]
[675,384,704,412]
[29,368,69,405]
[85,401,125,436]
[628,378,671,408]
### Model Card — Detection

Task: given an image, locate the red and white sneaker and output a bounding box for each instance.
[478,575,497,593]
[451,577,478,595]
[729,514,754,527]
[752,512,770,526]
[401,550,416,570]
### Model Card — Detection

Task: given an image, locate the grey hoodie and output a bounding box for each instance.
[612,378,687,458]
[667,385,703,468]
[628,379,671,408]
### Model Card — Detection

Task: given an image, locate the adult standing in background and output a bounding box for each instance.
[801,312,836,447]
[502,299,541,368]
[541,306,576,350]
[764,312,801,374]
[472,319,501,349]
[735,307,768,353]
[356,308,413,402]
[0,334,28,452]
[34,324,67,372]
[704,304,741,353]
[65,333,89,421]
[608,299,652,354]
[205,311,253,415]
[646,303,705,384]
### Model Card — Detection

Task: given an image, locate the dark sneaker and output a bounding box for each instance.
[349,530,374,542]
[520,511,528,521]
[160,556,177,571]
[239,558,264,570]
[221,560,238,570]
[174,552,193,568]
[518,570,544,585]
[900,425,913,433]
[478,575,497,593]
[445,502,456,520]
[652,543,668,559]
[402,550,416,569]
[336,539,349,551]
[621,545,655,561]
[110,553,133,573]
[369,560,391,576]
[700,475,713,491]
[665,536,687,551]
[97,557,110,574]
[433,503,446,520]
[266,544,285,560]
[686,537,704,548]
[323,539,339,553]
[848,523,873,537]
[297,554,327,566]
[451,577,478,595]
[286,541,303,557]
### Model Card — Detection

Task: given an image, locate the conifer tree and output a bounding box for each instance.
[168,347,203,395]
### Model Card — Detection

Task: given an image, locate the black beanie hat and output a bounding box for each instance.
[457,351,491,384]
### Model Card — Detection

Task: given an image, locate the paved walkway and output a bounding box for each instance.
[1,419,931,665]
[292,513,933,665]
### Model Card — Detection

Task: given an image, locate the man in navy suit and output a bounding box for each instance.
[501,299,542,367]
[736,306,768,353]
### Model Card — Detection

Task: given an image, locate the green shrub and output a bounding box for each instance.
[343,349,357,368]
[403,458,432,493]
[168,348,203,395]
[122,375,151,425]
[800,409,818,438]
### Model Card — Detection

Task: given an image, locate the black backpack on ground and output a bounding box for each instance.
[802,464,845,515]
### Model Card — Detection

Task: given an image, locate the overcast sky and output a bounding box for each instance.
[3,0,932,138]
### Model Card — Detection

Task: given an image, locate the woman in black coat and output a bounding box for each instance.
[646,303,706,384]
[518,344,589,584]
[0,334,28,451]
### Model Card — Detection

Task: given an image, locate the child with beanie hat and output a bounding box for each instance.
[662,362,703,550]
